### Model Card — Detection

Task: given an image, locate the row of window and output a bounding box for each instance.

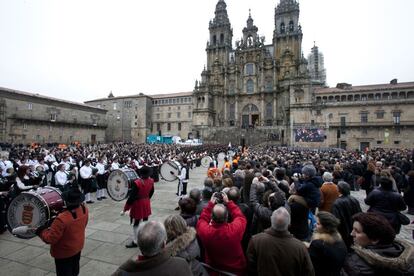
[316,91,414,103]
[153,122,182,132]
[227,79,273,94]
[280,21,295,34]
[152,97,192,106]
[155,112,192,119]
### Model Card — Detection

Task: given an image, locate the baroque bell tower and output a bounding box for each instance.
[192,0,233,138]
[273,0,304,80]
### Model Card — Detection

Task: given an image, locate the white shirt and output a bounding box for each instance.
[111,162,119,170]
[55,171,68,185]
[96,162,105,175]
[80,165,92,179]
[45,154,57,163]
[1,160,13,177]
[179,166,188,183]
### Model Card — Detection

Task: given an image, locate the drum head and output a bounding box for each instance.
[201,156,213,168]
[7,192,48,239]
[107,169,137,201]
[217,152,226,161]
[160,161,181,182]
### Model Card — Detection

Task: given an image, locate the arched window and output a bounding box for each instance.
[213,35,217,45]
[246,79,254,93]
[245,63,254,75]
[280,22,285,34]
[289,21,294,32]
[220,33,224,44]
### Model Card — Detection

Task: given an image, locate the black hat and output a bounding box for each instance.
[63,187,85,208]
[140,165,152,179]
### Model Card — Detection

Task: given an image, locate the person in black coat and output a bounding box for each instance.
[403,170,414,215]
[307,211,347,276]
[365,177,407,234]
[331,181,362,249]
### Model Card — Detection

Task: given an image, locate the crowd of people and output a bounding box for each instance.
[1,143,414,275]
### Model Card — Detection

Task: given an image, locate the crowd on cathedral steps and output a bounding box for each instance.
[1,142,414,276]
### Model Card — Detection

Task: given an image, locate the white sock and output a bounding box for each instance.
[85,193,91,202]
[97,189,102,198]
[102,189,107,197]
[133,225,139,244]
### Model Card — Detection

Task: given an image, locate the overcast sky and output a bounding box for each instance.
[0,0,413,103]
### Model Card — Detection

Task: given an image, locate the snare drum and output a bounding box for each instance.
[107,168,138,201]
[7,187,64,239]
[160,161,182,182]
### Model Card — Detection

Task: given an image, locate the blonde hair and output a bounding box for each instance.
[164,215,188,242]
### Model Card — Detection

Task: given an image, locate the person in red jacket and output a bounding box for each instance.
[35,186,88,276]
[122,165,154,248]
[196,191,247,276]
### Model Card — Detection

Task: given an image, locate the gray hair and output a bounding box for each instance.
[271,207,291,231]
[204,177,214,188]
[322,172,333,182]
[137,221,167,257]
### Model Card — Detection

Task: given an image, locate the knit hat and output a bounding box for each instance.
[302,164,316,177]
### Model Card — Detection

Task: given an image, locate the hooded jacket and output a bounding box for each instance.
[166,227,208,276]
[342,239,414,276]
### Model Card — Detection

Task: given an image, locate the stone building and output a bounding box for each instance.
[84,0,413,150]
[0,87,106,144]
[290,81,414,150]
[85,92,194,143]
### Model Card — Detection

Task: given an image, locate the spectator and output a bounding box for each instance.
[307,211,347,276]
[342,212,414,275]
[365,177,407,233]
[189,188,203,215]
[403,170,414,215]
[319,172,340,212]
[331,181,362,249]
[197,192,247,275]
[112,221,192,276]
[164,215,208,276]
[294,164,321,211]
[178,197,198,228]
[246,207,315,276]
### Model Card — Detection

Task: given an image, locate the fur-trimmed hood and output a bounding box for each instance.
[312,232,343,244]
[351,238,414,272]
[166,227,197,257]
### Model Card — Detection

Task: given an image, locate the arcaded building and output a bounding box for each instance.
[0,87,106,144]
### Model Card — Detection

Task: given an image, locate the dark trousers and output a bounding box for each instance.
[177,181,188,196]
[55,252,81,276]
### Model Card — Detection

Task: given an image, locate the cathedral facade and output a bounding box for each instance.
[192,0,317,145]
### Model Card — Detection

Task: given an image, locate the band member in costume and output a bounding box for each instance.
[95,157,108,200]
[177,157,189,196]
[121,165,154,248]
[79,159,97,204]
[54,164,68,192]
[35,186,88,276]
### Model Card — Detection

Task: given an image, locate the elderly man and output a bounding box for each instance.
[246,207,315,276]
[112,221,192,276]
[197,191,247,275]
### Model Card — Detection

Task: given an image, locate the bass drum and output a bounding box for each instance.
[107,169,138,202]
[201,156,213,168]
[7,187,64,239]
[160,161,182,182]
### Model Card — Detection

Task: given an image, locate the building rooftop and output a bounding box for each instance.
[315,81,414,94]
[0,87,106,112]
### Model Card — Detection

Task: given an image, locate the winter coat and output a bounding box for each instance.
[180,213,198,228]
[403,178,414,208]
[166,227,208,276]
[364,188,407,233]
[246,228,315,276]
[308,232,347,276]
[331,195,362,248]
[196,201,247,275]
[112,250,192,276]
[295,177,321,209]
[288,195,310,241]
[342,239,414,276]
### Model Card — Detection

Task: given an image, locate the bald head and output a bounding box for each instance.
[212,204,228,224]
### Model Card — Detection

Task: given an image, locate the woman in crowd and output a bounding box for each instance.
[403,170,414,215]
[307,211,347,276]
[342,212,414,275]
[164,214,208,276]
[319,172,340,212]
[364,177,407,233]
